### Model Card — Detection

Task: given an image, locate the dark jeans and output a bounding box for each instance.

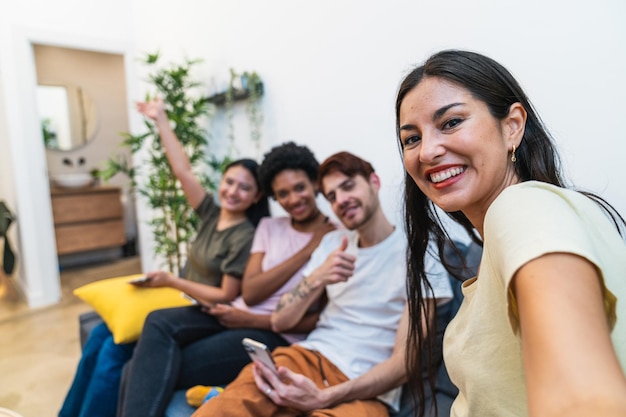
[59,322,135,417]
[160,301,460,417]
[118,305,289,417]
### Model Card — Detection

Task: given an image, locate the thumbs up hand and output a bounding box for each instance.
[310,235,356,287]
[338,235,349,252]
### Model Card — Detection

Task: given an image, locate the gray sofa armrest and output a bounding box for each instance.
[79,310,104,350]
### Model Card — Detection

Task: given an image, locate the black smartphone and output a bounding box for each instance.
[128,276,151,285]
[242,338,278,375]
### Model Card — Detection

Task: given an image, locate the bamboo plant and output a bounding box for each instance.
[100,53,215,274]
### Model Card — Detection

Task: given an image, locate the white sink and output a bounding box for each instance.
[52,173,94,188]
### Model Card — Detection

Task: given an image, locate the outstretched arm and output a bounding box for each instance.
[513,253,626,417]
[317,305,411,406]
[136,98,206,209]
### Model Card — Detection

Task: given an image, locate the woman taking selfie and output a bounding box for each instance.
[396,50,626,417]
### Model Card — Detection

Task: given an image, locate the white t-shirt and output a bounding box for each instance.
[445,181,626,417]
[298,227,452,410]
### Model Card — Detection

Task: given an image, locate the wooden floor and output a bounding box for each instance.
[0,257,141,417]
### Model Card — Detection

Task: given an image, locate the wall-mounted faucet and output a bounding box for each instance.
[62,157,86,167]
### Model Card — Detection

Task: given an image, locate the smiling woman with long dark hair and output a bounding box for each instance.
[396,50,626,417]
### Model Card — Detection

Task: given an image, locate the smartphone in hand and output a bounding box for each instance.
[242,338,278,375]
[128,276,151,285]
[181,292,199,305]
[182,293,218,309]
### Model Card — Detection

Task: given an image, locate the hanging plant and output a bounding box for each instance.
[241,70,264,153]
[224,68,238,153]
[207,69,264,155]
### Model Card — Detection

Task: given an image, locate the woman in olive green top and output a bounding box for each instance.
[58,97,269,417]
[135,96,269,299]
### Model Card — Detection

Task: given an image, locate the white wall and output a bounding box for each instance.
[2,0,625,305]
[0,0,139,307]
[132,0,626,234]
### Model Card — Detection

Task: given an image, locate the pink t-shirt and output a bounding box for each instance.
[231,216,315,343]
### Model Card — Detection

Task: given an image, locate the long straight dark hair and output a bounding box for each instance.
[395,49,625,417]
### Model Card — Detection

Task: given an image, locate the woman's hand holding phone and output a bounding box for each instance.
[128,276,152,285]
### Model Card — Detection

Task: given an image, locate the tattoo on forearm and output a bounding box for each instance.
[276,278,313,312]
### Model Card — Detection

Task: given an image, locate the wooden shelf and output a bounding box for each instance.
[205,82,264,106]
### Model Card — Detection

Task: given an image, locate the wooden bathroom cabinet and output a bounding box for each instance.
[51,186,126,255]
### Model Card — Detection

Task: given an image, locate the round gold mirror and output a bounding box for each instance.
[37,84,98,151]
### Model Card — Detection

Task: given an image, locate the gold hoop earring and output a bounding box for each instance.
[511,145,517,163]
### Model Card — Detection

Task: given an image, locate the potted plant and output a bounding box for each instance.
[99,53,219,274]
[0,200,21,301]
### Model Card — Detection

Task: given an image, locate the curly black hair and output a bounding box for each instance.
[258,142,319,198]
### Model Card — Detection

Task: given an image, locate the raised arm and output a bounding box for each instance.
[242,221,336,306]
[136,98,206,209]
[513,253,626,417]
[271,237,354,332]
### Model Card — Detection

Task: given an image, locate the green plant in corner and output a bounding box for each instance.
[99,52,217,274]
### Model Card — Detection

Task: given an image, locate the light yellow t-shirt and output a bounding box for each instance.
[444,181,626,417]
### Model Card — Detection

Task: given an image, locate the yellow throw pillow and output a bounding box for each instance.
[73,274,193,344]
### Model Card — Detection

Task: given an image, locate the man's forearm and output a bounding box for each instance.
[321,352,406,408]
[271,276,325,332]
[321,306,411,407]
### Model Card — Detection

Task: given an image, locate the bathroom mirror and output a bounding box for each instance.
[37,84,98,151]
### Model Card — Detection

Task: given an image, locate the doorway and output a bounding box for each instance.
[33,44,138,270]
